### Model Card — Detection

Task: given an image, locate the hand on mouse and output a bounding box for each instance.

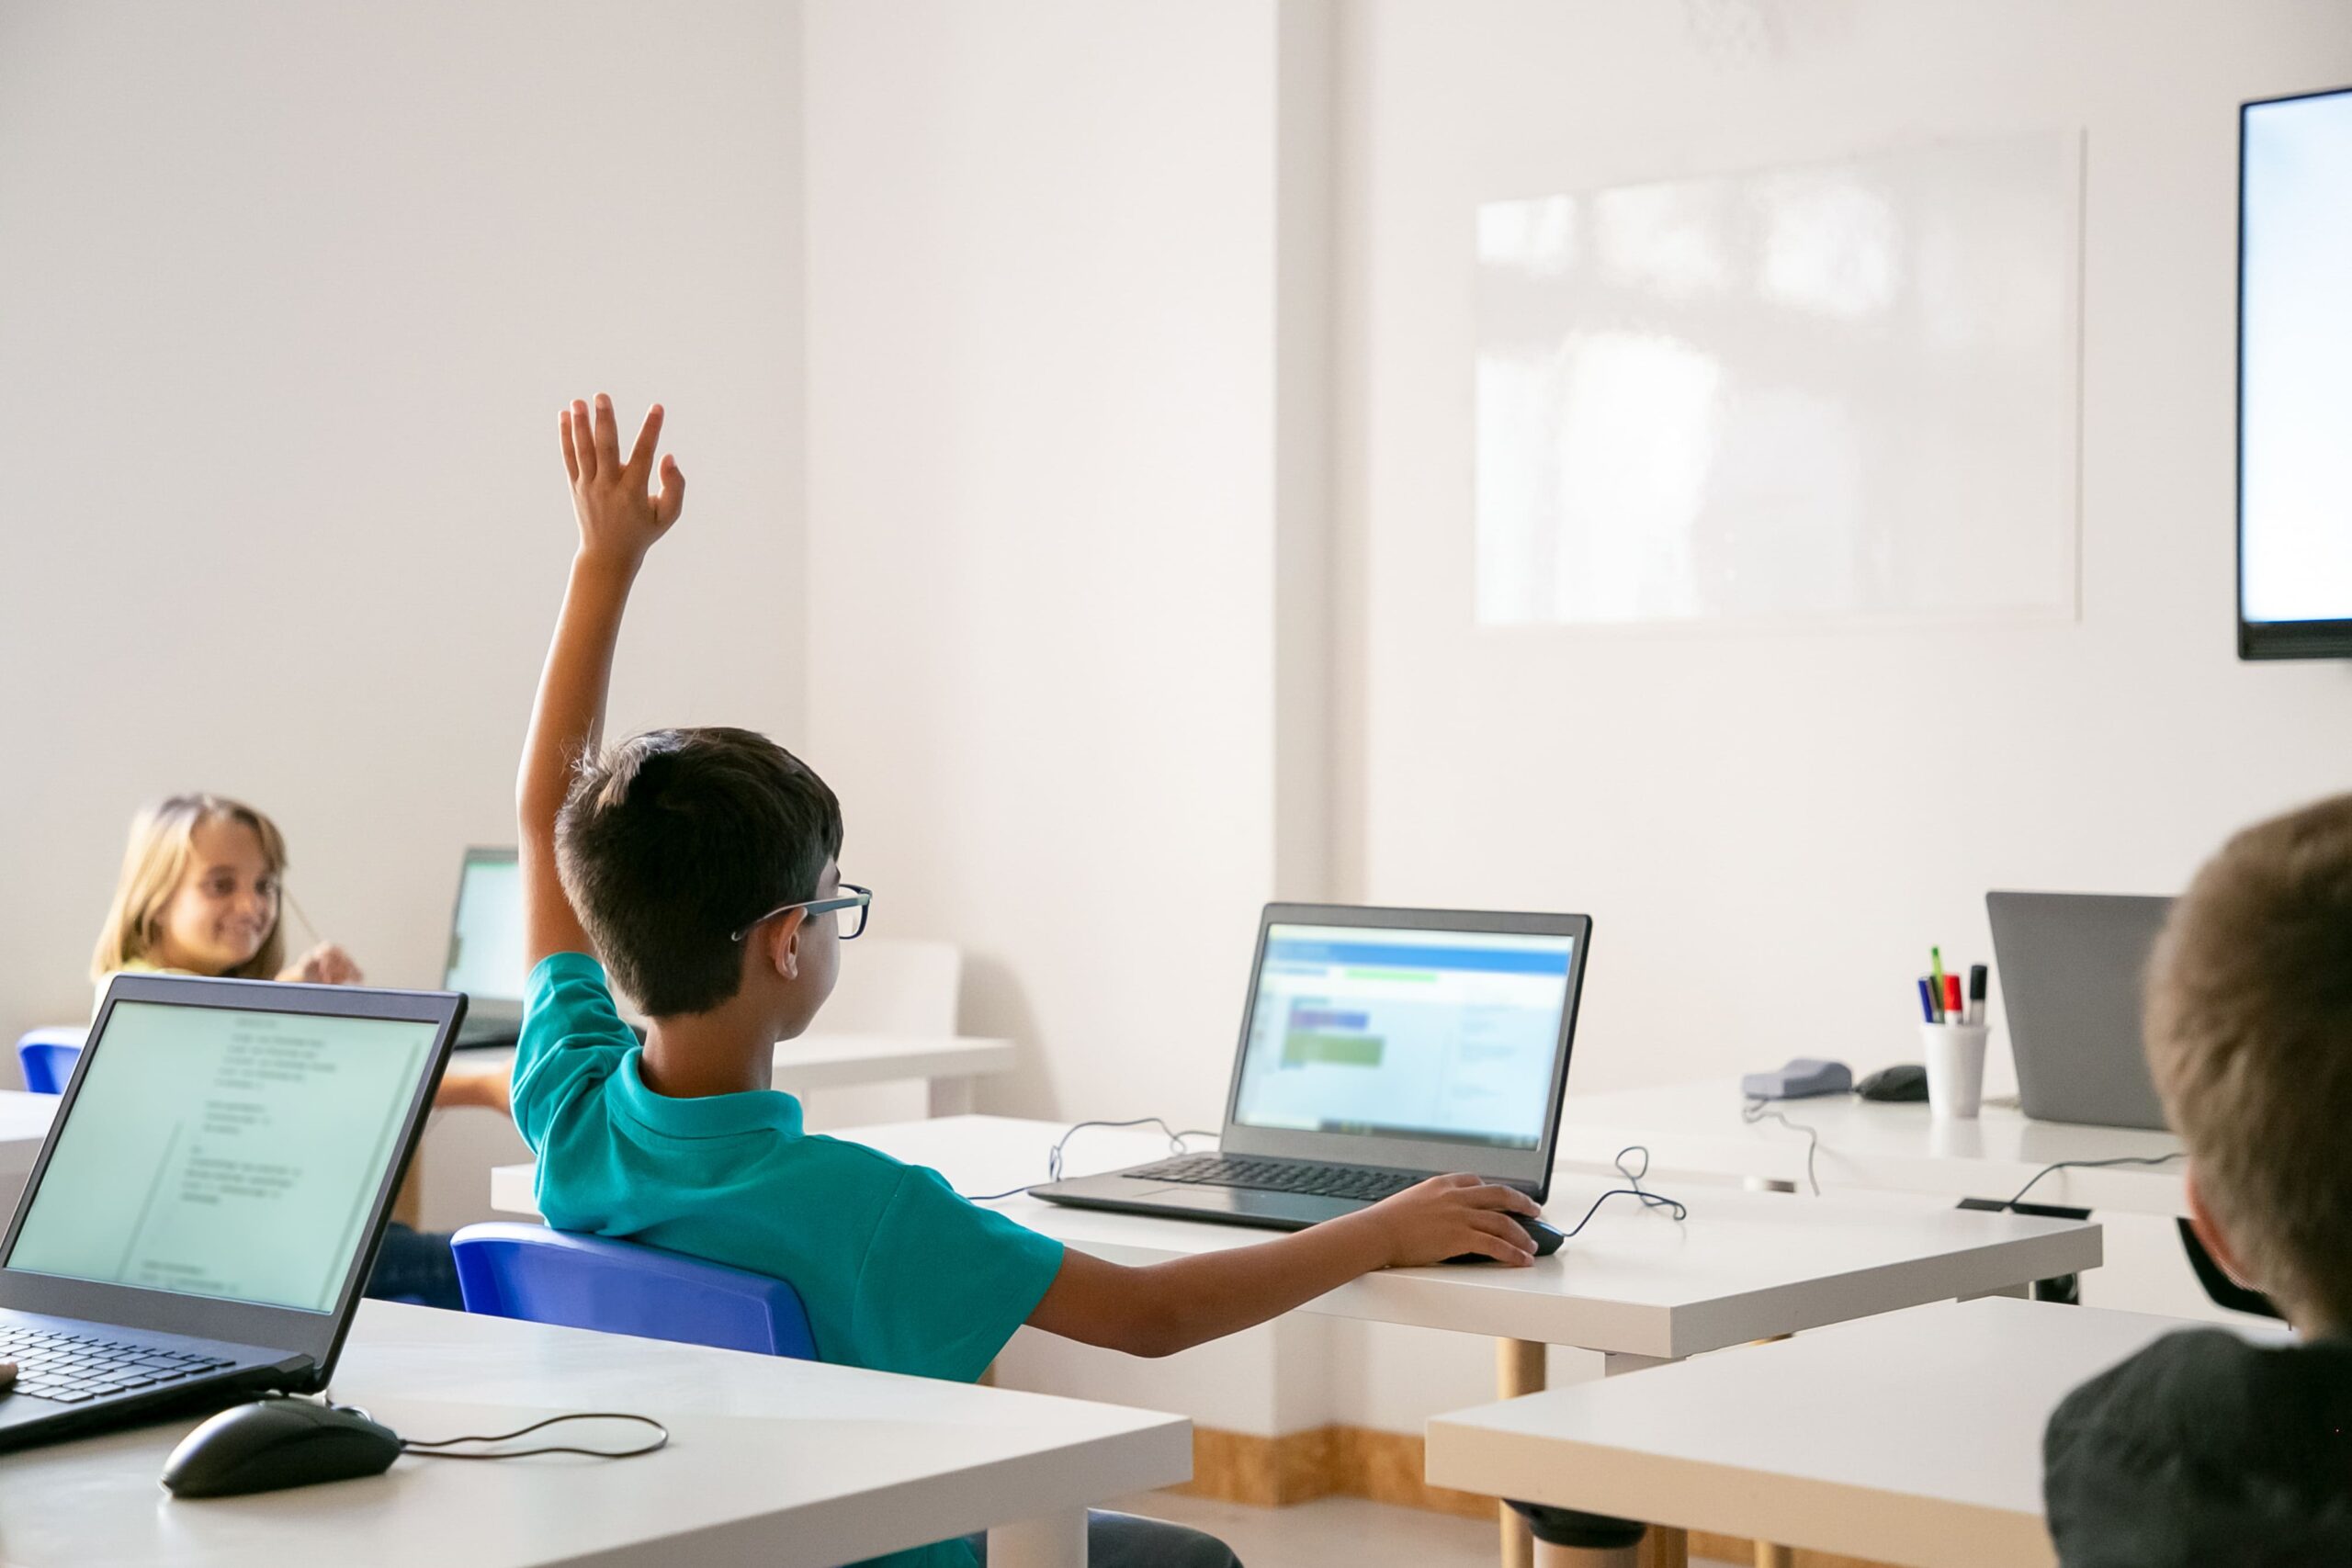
[1353,1172,1542,1268]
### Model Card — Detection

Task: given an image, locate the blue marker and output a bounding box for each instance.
[1917,976,1939,1023]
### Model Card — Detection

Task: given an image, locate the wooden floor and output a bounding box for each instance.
[1116,1491,1743,1568]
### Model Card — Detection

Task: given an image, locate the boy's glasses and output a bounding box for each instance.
[730,884,872,944]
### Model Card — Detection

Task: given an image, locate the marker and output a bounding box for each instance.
[1945,973,1964,1021]
[1917,976,1938,1023]
[1967,964,1989,1026]
[1929,946,1950,1009]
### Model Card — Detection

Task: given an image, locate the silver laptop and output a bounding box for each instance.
[0,973,460,1449]
[1034,904,1591,1229]
[444,847,526,1049]
[1986,891,2173,1132]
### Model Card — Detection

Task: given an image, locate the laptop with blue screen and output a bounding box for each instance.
[1033,904,1590,1229]
[0,973,459,1448]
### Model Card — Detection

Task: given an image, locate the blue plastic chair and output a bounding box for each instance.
[449,1222,819,1359]
[15,1029,85,1096]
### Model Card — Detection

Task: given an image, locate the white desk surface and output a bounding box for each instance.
[468,1032,1016,1092]
[1428,1296,2262,1568]
[1559,1078,2186,1217]
[492,1115,2100,1360]
[0,1300,1190,1568]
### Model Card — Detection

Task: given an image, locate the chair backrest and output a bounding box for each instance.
[819,937,962,1035]
[449,1222,818,1359]
[15,1028,85,1095]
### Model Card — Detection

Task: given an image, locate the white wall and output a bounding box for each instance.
[0,1,804,1043]
[1334,0,2352,1101]
[801,0,1319,1135]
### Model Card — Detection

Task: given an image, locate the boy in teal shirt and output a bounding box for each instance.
[514,396,1547,1567]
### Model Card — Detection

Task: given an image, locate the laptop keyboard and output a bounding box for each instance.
[1129,1154,1421,1203]
[0,1325,235,1404]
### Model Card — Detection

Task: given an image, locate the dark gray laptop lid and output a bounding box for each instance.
[1985,891,2172,1132]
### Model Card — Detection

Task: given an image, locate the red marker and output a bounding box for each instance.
[1944,973,1963,1020]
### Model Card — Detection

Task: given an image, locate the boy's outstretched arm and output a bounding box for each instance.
[1025,1173,1543,1358]
[517,393,685,967]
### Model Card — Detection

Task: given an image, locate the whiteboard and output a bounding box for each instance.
[1476,131,2082,628]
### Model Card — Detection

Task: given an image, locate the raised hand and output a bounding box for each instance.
[559,393,684,568]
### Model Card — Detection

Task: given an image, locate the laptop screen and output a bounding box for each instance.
[1230,922,1577,1150]
[4,998,438,1313]
[444,849,525,1003]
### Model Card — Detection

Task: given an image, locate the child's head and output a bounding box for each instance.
[557,727,845,1029]
[92,794,290,981]
[2146,793,2352,1331]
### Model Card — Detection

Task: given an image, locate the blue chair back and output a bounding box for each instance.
[16,1029,85,1096]
[450,1222,818,1359]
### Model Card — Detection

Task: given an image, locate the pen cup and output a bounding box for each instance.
[1921,1023,1989,1120]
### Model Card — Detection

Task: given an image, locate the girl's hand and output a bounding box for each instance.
[560,393,684,570]
[278,942,363,986]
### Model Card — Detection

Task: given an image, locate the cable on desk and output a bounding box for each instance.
[1997,1153,2183,1212]
[1741,1097,1823,1196]
[961,1117,1215,1202]
[1552,1145,1690,1239]
[322,1402,671,1461]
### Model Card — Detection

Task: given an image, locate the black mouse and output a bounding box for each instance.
[1447,1213,1565,1264]
[1855,1064,1930,1102]
[162,1397,402,1497]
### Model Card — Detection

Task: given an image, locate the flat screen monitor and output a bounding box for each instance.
[2240,85,2352,659]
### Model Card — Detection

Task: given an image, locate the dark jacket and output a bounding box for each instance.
[2043,1328,2352,1566]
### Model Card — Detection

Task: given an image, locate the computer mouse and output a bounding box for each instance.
[1446,1213,1565,1265]
[162,1397,403,1497]
[1855,1064,1930,1102]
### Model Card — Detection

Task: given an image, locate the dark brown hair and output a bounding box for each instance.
[2145,792,2352,1327]
[556,728,842,1017]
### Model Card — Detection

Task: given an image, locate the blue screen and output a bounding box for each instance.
[1230,924,1575,1149]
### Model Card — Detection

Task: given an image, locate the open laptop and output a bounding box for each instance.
[1986,891,2173,1131]
[1035,904,1590,1229]
[0,973,459,1448]
[444,847,527,1049]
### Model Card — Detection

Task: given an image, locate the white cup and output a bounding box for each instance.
[1921,1023,1989,1119]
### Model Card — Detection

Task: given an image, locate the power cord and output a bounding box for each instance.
[329,1401,670,1461]
[1741,1097,1823,1196]
[1551,1145,1690,1237]
[962,1118,1217,1202]
[1997,1153,2183,1212]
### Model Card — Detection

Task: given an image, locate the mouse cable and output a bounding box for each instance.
[1552,1145,1690,1239]
[326,1401,669,1461]
[1741,1097,1822,1196]
[961,1117,1216,1202]
[1997,1153,2183,1212]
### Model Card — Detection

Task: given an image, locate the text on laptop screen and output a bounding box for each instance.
[445,852,525,1002]
[1230,924,1575,1149]
[6,1000,436,1313]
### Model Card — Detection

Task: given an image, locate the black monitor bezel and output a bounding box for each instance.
[2237,84,2352,660]
[0,974,460,1390]
[1216,902,1592,1198]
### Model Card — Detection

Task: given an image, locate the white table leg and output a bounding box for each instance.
[989,1506,1088,1568]
[928,1075,977,1117]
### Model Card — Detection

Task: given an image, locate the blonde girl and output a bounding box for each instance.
[91,794,505,1112]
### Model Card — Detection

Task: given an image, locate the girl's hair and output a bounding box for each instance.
[90,795,290,982]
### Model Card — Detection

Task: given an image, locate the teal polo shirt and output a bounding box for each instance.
[511,953,1067,1568]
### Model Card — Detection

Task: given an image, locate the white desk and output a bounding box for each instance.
[496,1114,2100,1568]
[0,1300,1190,1568]
[1559,1078,2185,1217]
[0,1089,59,1214]
[469,1032,1018,1116]
[1428,1297,2256,1568]
[492,1114,2099,1360]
